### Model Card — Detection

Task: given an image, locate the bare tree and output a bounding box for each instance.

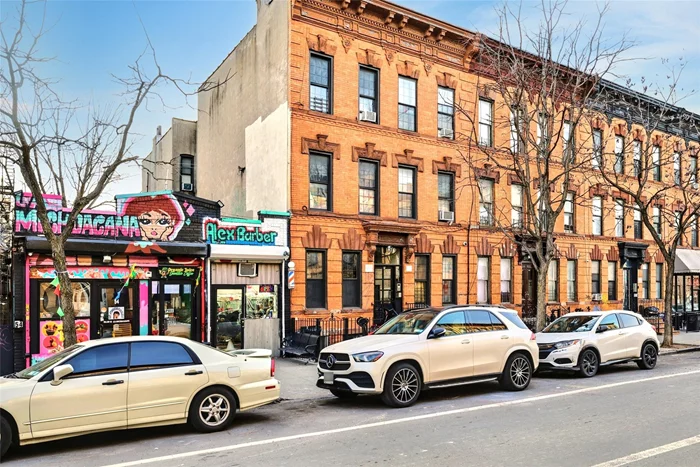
[593,63,700,347]
[455,0,633,330]
[0,0,222,346]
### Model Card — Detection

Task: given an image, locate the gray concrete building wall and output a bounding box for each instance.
[196,0,290,217]
[141,118,197,193]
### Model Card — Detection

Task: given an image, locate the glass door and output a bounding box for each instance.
[212,286,245,350]
[150,281,195,339]
[97,284,135,338]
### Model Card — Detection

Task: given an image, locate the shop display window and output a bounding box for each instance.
[245,285,278,319]
[40,282,91,319]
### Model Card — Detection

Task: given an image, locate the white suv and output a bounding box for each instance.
[536,311,659,377]
[316,306,539,408]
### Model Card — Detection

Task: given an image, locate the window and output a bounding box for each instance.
[479,178,494,226]
[564,191,575,233]
[478,99,493,146]
[309,153,331,210]
[65,344,129,377]
[510,108,525,154]
[358,66,378,122]
[537,113,548,148]
[599,314,620,331]
[476,256,490,304]
[342,252,361,308]
[436,311,468,336]
[310,54,332,113]
[692,215,698,247]
[466,310,494,333]
[615,199,625,237]
[437,86,455,139]
[130,342,194,369]
[691,156,698,188]
[652,145,661,181]
[512,184,523,229]
[614,135,625,174]
[676,211,683,244]
[592,196,603,236]
[438,172,454,216]
[500,257,512,303]
[634,207,643,239]
[674,152,681,185]
[398,76,417,131]
[592,129,603,168]
[655,263,663,299]
[40,282,90,319]
[591,260,601,295]
[563,121,573,162]
[306,251,326,309]
[633,140,642,176]
[398,166,416,218]
[652,206,661,236]
[608,261,617,301]
[567,260,577,302]
[490,313,507,331]
[442,256,456,305]
[642,263,650,299]
[620,313,641,328]
[547,260,558,302]
[415,255,430,305]
[359,160,378,215]
[180,155,194,192]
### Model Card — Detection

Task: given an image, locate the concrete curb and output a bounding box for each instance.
[660,346,700,356]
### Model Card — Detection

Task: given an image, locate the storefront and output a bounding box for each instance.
[205,212,290,355]
[12,191,220,368]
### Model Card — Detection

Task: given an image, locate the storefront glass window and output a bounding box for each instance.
[164,284,193,338]
[40,282,91,319]
[215,289,244,350]
[245,285,278,319]
[99,287,134,338]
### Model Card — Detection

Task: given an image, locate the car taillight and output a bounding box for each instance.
[271,358,276,377]
[530,332,536,341]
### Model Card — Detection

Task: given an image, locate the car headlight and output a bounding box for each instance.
[554,340,581,349]
[352,351,384,362]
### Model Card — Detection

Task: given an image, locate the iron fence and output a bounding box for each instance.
[287,316,370,349]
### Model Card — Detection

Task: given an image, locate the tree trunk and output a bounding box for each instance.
[662,260,675,348]
[49,239,77,348]
[535,264,549,331]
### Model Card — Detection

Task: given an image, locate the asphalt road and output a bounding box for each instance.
[5,351,700,467]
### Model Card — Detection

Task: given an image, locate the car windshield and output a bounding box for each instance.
[542,315,600,333]
[373,310,439,335]
[13,345,83,379]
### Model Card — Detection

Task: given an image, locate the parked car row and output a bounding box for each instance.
[315,306,660,407]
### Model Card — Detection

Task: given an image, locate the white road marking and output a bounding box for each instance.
[591,434,700,467]
[102,369,700,467]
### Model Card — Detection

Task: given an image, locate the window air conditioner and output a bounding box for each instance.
[591,293,602,301]
[438,128,454,139]
[358,111,377,123]
[238,263,258,278]
[439,211,455,222]
[181,182,193,192]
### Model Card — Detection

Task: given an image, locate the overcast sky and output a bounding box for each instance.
[6,0,699,198]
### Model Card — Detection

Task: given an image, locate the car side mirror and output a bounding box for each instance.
[429,327,446,339]
[52,364,74,386]
[596,325,609,334]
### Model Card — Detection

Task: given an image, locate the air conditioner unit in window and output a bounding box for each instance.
[238,263,258,278]
[181,182,193,192]
[438,128,454,139]
[439,211,455,222]
[591,293,602,301]
[358,111,377,123]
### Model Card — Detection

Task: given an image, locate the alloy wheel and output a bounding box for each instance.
[581,351,598,376]
[199,394,231,427]
[392,368,419,404]
[644,345,657,367]
[509,356,531,389]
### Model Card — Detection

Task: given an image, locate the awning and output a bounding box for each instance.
[22,236,208,256]
[209,244,289,262]
[675,249,700,274]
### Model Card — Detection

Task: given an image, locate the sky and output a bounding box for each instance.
[4,0,700,197]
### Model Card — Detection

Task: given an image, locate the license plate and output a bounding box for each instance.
[324,372,334,384]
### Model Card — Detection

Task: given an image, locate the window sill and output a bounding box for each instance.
[304,308,328,314]
[341,307,363,312]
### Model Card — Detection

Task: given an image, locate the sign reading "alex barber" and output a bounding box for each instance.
[203,218,279,245]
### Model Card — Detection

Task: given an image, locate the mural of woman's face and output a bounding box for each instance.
[137,210,174,241]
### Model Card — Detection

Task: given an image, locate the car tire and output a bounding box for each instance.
[499,353,532,391]
[1,416,12,459]
[578,349,599,378]
[381,363,422,408]
[330,389,358,399]
[188,387,237,433]
[637,342,658,370]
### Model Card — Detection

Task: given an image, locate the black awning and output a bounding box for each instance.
[22,236,207,257]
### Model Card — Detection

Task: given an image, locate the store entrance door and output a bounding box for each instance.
[211,286,245,350]
[150,281,197,340]
[374,246,403,322]
[97,284,137,338]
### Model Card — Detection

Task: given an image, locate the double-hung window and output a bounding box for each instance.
[634,207,643,239]
[500,257,512,303]
[547,260,558,302]
[415,255,430,305]
[641,263,649,299]
[653,206,661,236]
[564,192,575,233]
[476,256,489,303]
[511,184,523,229]
[359,160,378,215]
[398,76,417,131]
[674,152,681,185]
[306,251,326,309]
[692,215,699,247]
[437,87,455,139]
[655,264,663,299]
[592,196,603,236]
[592,129,603,168]
[310,54,332,113]
[479,179,494,226]
[442,256,456,305]
[341,252,361,308]
[358,66,378,123]
[537,113,548,149]
[592,260,601,296]
[567,260,577,301]
[180,155,195,192]
[398,166,416,218]
[309,153,331,210]
[608,261,617,301]
[614,199,625,237]
[633,140,642,177]
[691,156,698,189]
[438,172,454,218]
[652,146,661,181]
[614,135,625,174]
[563,121,573,162]
[478,99,493,146]
[510,108,525,154]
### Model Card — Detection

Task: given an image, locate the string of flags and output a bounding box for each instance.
[50,277,64,317]
[114,265,138,303]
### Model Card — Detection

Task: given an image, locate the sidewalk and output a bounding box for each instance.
[659,331,700,355]
[275,357,330,401]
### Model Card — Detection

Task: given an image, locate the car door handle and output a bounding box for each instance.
[461,339,471,344]
[501,335,510,340]
[102,379,124,386]
[185,370,204,376]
